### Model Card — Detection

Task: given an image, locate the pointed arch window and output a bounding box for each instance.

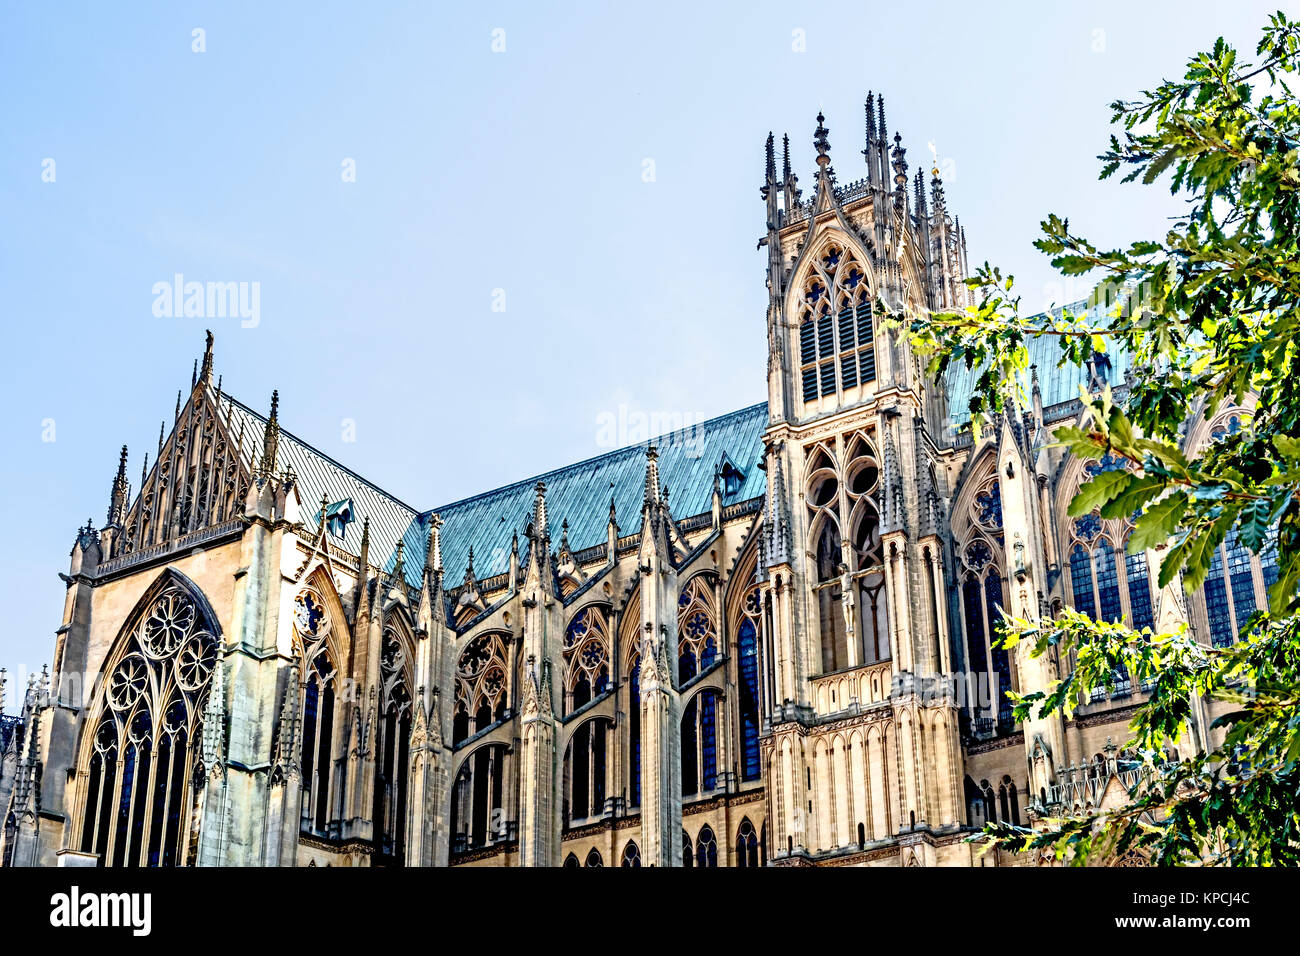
[564,716,613,824]
[681,829,693,867]
[294,589,339,834]
[805,436,888,675]
[373,625,412,864]
[454,632,510,745]
[737,585,762,782]
[798,244,876,403]
[79,581,219,866]
[620,840,642,867]
[628,651,642,807]
[695,824,719,867]
[681,689,720,798]
[957,475,1014,735]
[563,607,611,713]
[450,743,509,856]
[677,575,719,684]
[736,817,762,867]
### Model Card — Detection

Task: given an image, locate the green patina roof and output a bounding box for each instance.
[944,298,1132,425]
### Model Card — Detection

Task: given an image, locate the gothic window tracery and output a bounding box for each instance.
[695,824,719,867]
[620,840,641,867]
[563,607,611,713]
[737,584,762,782]
[805,436,889,674]
[677,575,719,684]
[454,632,510,745]
[736,816,762,867]
[1194,411,1274,646]
[797,243,876,403]
[79,581,218,867]
[294,588,340,835]
[627,647,641,808]
[955,472,1015,734]
[374,625,412,864]
[1063,458,1155,696]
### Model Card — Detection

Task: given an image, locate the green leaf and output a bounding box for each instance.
[1068,470,1134,517]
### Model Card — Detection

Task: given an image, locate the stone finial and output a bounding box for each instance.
[199,329,215,383]
[643,446,661,508]
[531,481,548,540]
[891,132,908,213]
[813,111,831,167]
[258,390,281,476]
[107,444,129,527]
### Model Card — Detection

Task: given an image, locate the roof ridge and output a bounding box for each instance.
[224,393,423,515]
[427,401,768,515]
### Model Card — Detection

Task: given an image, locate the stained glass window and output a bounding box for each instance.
[1094,541,1122,623]
[1069,544,1096,619]
[1204,544,1233,648]
[1125,550,1154,631]
[738,618,761,781]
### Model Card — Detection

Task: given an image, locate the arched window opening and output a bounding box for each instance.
[678,576,719,685]
[736,817,760,867]
[563,717,613,824]
[628,651,641,808]
[449,743,509,856]
[737,585,762,782]
[695,825,719,867]
[373,626,412,864]
[681,690,720,798]
[682,830,693,868]
[584,847,604,868]
[956,474,1014,736]
[79,581,218,867]
[620,840,641,867]
[293,588,341,836]
[563,608,611,714]
[563,852,580,868]
[798,244,875,402]
[454,632,510,745]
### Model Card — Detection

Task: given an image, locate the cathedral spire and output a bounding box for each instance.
[258,390,280,477]
[891,132,908,214]
[106,444,129,528]
[643,445,661,508]
[531,481,549,542]
[199,329,214,385]
[425,513,443,577]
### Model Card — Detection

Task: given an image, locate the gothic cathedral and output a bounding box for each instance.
[0,97,1266,867]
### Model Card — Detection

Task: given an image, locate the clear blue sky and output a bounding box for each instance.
[0,0,1283,703]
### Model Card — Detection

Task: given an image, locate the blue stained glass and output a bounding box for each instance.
[1204,544,1233,648]
[1227,532,1257,636]
[630,660,641,807]
[701,692,718,791]
[738,620,760,781]
[1094,541,1122,623]
[962,576,988,675]
[1073,513,1102,542]
[1085,454,1127,478]
[1125,549,1154,631]
[985,574,1014,729]
[1261,526,1280,597]
[976,482,1002,529]
[1070,544,1096,618]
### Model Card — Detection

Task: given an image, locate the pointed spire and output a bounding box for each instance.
[425,513,442,575]
[764,131,777,187]
[891,132,908,213]
[391,537,406,587]
[273,662,301,773]
[914,167,928,219]
[201,656,226,773]
[359,515,371,568]
[876,93,887,144]
[813,111,831,169]
[258,390,280,476]
[107,444,129,527]
[930,162,948,218]
[463,545,477,586]
[863,92,876,157]
[782,133,792,181]
[531,481,549,541]
[199,329,214,384]
[643,446,661,508]
[192,360,198,388]
[175,390,182,421]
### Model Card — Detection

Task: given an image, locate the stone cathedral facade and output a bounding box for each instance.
[0,97,1269,868]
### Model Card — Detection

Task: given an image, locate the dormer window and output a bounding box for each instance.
[318,497,355,540]
[718,456,745,497]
